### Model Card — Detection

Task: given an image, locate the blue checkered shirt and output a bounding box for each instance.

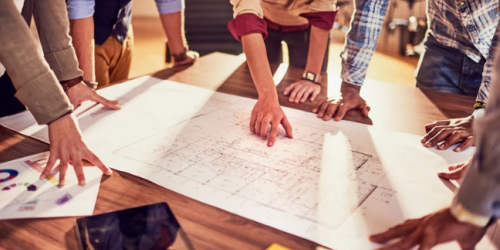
[340,0,500,102]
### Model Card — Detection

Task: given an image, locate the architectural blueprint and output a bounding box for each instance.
[0,153,102,219]
[0,76,498,249]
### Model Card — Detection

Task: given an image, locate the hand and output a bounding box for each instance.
[173,50,199,66]
[438,157,472,180]
[250,96,293,147]
[67,82,121,110]
[421,116,474,152]
[312,82,370,121]
[43,114,113,186]
[370,208,485,250]
[283,80,321,103]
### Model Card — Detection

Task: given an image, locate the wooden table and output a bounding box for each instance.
[0,52,476,250]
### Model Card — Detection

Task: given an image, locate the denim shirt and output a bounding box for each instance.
[67,0,184,45]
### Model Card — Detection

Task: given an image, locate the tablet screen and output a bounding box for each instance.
[75,202,194,250]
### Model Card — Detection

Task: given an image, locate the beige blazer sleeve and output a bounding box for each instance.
[0,0,73,125]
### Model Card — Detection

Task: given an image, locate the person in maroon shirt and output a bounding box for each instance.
[228,0,337,147]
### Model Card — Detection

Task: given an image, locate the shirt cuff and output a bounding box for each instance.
[228,13,268,42]
[14,71,74,125]
[451,201,491,227]
[155,0,184,14]
[300,10,338,31]
[67,0,95,20]
[340,64,365,86]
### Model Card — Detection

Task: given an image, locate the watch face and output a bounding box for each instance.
[305,72,315,81]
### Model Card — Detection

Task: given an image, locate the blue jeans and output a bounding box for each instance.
[416,34,484,96]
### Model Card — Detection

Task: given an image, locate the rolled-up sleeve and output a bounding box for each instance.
[67,0,95,20]
[155,0,184,14]
[228,0,267,42]
[300,0,338,31]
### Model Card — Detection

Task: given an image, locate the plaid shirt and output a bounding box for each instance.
[340,0,500,102]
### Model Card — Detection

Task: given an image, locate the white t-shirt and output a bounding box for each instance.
[0,0,26,78]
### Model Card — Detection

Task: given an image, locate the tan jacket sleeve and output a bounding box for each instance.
[34,0,83,81]
[0,0,73,125]
[230,0,263,18]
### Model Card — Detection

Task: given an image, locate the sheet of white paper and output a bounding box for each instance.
[0,76,498,249]
[0,152,102,220]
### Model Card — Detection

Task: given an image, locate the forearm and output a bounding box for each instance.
[0,1,72,125]
[241,33,278,99]
[70,17,95,82]
[159,11,187,54]
[305,26,329,74]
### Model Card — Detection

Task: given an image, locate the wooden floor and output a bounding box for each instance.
[130,17,420,87]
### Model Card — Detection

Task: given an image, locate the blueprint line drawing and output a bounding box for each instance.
[111,103,397,230]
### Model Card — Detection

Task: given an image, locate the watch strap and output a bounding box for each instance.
[60,76,83,92]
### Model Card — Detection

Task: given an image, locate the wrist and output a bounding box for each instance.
[341,81,361,92]
[302,70,322,84]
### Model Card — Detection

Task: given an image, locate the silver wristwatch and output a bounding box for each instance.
[302,71,321,84]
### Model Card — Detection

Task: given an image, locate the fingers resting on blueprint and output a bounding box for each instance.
[67,82,121,110]
[312,82,369,121]
[42,114,113,186]
[283,80,321,103]
[438,157,472,180]
[421,116,474,152]
[370,208,484,250]
[250,98,293,147]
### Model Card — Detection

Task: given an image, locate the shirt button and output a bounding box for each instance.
[459,1,465,5]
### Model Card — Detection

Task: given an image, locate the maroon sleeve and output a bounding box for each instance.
[300,11,338,31]
[228,13,268,42]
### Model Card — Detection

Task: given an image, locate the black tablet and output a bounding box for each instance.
[75,202,195,250]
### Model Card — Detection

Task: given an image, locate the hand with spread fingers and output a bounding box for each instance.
[370,208,485,250]
[67,82,122,110]
[421,116,474,152]
[250,97,293,147]
[283,80,321,104]
[437,157,472,181]
[42,114,113,186]
[312,82,370,121]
